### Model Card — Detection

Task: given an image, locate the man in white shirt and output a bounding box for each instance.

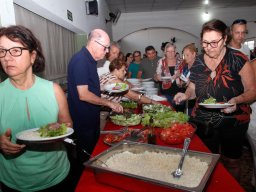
[228,19,250,60]
[97,42,120,77]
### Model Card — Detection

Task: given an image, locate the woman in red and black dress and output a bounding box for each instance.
[174,19,256,181]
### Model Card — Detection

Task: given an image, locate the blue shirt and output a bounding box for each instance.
[67,47,100,129]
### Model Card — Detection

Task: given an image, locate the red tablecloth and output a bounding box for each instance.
[75,120,245,192]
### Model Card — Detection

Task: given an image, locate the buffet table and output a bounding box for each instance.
[75,120,245,192]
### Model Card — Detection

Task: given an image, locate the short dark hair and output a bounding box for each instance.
[145,45,155,53]
[0,25,45,73]
[232,19,247,26]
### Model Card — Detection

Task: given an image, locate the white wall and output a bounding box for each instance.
[12,0,111,36]
[112,6,256,41]
[119,28,199,56]
[0,0,16,26]
[1,1,256,54]
[112,6,256,54]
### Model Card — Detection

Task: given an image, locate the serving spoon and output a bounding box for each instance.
[171,138,191,178]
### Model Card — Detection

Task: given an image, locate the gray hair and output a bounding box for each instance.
[164,43,176,52]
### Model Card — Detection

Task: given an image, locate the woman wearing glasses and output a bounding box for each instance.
[174,19,256,182]
[0,25,72,191]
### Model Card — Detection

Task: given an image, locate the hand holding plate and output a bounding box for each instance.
[221,98,237,113]
[0,128,25,155]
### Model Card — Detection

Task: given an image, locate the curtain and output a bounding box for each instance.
[14,4,75,82]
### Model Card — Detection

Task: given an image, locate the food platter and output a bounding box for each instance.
[104,83,129,93]
[16,128,74,142]
[110,114,142,126]
[84,141,220,192]
[199,103,234,109]
[102,128,147,146]
[160,122,197,145]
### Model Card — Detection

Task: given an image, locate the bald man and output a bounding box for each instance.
[67,29,123,165]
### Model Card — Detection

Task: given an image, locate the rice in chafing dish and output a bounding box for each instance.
[103,151,209,188]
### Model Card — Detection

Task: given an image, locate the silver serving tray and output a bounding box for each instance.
[84,141,220,192]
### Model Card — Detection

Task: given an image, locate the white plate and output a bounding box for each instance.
[141,78,152,82]
[131,87,144,91]
[148,95,167,101]
[199,103,234,109]
[104,83,129,93]
[161,76,172,80]
[16,128,74,142]
[121,97,130,101]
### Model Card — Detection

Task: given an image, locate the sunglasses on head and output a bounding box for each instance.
[232,19,247,25]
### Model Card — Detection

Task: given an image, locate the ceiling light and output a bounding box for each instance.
[202,11,210,21]
[204,0,209,5]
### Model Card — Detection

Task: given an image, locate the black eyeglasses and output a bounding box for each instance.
[0,47,29,58]
[201,37,223,48]
[232,19,247,25]
[94,40,110,52]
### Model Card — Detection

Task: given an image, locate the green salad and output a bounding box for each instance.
[38,123,67,137]
[110,114,141,126]
[120,101,138,109]
[142,111,189,128]
[203,97,216,104]
[143,104,172,113]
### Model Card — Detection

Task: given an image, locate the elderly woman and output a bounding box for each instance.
[174,19,256,181]
[154,43,184,111]
[0,25,72,191]
[100,58,159,105]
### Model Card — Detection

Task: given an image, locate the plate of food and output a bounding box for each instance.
[199,97,234,109]
[16,123,74,142]
[199,103,234,109]
[104,83,129,93]
[160,122,196,145]
[103,128,148,146]
[110,114,142,126]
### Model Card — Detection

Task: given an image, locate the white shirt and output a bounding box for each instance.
[97,60,110,77]
[228,43,251,60]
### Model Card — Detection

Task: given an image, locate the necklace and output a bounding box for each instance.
[210,71,216,79]
[205,48,226,80]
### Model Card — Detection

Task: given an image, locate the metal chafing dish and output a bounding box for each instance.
[84,140,220,192]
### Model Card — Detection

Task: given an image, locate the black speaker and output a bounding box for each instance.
[86,1,98,15]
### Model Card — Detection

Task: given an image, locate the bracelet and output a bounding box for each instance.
[138,94,143,102]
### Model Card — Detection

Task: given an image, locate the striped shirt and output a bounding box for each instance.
[100,72,124,102]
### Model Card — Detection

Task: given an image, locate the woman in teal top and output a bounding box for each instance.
[0,25,72,191]
[128,50,142,78]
